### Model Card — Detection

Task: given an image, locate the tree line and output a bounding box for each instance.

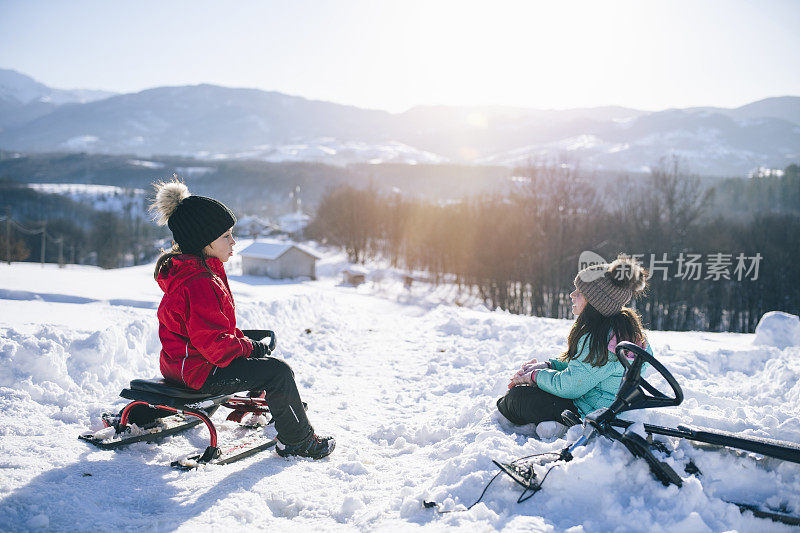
[307,159,800,333]
[1,179,166,268]
[0,151,511,219]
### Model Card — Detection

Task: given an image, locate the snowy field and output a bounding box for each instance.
[27,183,148,215]
[1,247,799,532]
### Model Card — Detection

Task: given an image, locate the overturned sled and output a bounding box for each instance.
[427,342,800,526]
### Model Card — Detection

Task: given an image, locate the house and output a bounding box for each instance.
[239,241,321,280]
[278,211,311,234]
[341,266,368,286]
[235,215,279,239]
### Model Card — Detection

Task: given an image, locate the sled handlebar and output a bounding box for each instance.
[264,330,276,352]
[610,341,684,415]
[242,330,277,353]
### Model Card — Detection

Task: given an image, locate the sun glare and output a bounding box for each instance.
[2,0,797,112]
[370,1,659,111]
[465,112,489,128]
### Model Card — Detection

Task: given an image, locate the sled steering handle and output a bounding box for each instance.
[242,330,277,352]
[615,341,684,408]
[264,330,276,352]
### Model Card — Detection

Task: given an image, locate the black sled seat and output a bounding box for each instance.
[121,378,233,410]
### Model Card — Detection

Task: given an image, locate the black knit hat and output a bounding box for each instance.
[150,180,236,254]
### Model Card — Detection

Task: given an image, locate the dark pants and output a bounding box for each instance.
[496,386,578,426]
[200,356,313,446]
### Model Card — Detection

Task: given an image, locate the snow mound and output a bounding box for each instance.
[754,311,800,349]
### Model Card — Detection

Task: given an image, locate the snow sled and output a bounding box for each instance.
[79,330,281,470]
[490,342,800,525]
[429,342,800,526]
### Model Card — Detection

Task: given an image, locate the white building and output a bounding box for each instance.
[341,266,368,286]
[239,241,321,280]
[279,211,311,234]
[235,215,279,239]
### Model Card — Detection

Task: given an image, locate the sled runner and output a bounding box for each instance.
[80,331,282,469]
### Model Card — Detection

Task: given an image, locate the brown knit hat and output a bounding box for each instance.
[574,254,648,316]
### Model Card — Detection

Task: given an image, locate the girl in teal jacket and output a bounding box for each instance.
[497,255,651,428]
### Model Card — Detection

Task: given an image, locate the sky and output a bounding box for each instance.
[0,0,799,113]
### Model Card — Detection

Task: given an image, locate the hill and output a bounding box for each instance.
[1,69,798,176]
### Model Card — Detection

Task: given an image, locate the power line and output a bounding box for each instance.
[10,219,45,235]
[3,212,63,267]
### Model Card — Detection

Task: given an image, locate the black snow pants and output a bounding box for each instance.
[496,385,578,426]
[199,356,314,446]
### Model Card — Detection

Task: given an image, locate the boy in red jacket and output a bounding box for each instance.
[149,179,334,459]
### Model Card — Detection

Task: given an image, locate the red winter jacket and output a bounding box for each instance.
[156,255,253,389]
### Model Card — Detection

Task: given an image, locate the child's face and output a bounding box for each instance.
[203,227,236,262]
[570,288,587,316]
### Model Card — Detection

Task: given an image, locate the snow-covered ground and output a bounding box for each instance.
[1,246,799,532]
[192,139,450,166]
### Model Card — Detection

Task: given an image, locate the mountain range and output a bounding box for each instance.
[1,68,798,176]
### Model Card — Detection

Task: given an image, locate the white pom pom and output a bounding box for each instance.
[149,179,190,226]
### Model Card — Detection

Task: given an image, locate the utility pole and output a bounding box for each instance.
[40,220,46,268]
[5,207,10,265]
[57,237,64,267]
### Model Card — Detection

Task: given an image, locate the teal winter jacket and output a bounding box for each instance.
[534,333,652,417]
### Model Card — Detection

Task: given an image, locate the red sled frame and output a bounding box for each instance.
[81,381,274,465]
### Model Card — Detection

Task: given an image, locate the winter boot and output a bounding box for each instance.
[276,433,336,459]
[535,421,568,440]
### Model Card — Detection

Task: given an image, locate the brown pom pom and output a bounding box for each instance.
[149,176,190,226]
[605,254,647,293]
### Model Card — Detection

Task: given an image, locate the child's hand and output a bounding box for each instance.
[249,340,272,358]
[512,359,549,378]
[508,359,550,388]
[508,369,536,388]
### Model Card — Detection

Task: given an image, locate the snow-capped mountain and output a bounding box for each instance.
[481,107,800,175]
[0,69,115,133]
[0,68,798,176]
[0,69,114,106]
[0,82,396,158]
